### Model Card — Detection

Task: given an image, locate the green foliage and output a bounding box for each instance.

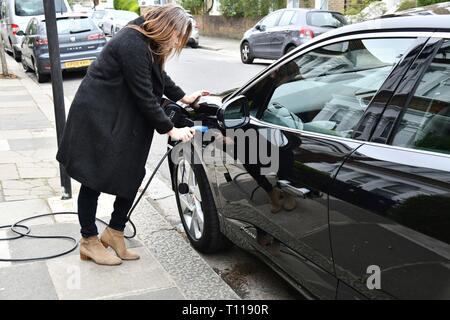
[397,0,418,11]
[181,0,205,15]
[220,0,287,18]
[113,0,140,14]
[417,0,448,6]
[345,0,379,15]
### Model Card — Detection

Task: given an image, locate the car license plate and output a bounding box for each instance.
[64,60,92,69]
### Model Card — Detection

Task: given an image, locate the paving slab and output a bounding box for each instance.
[17,161,58,179]
[0,139,9,152]
[0,199,53,226]
[0,164,19,180]
[46,246,174,300]
[0,262,58,300]
[8,137,57,151]
[0,112,51,130]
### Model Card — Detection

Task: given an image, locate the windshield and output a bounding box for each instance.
[15,0,67,17]
[41,17,97,34]
[114,10,138,20]
[307,12,347,28]
[92,10,106,19]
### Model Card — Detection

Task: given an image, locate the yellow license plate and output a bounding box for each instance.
[64,60,92,69]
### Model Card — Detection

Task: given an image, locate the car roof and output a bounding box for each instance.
[316,15,450,40]
[39,13,90,23]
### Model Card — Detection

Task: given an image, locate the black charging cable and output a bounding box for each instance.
[0,144,176,262]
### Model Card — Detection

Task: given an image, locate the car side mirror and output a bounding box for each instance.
[256,25,266,32]
[16,30,26,36]
[217,95,250,129]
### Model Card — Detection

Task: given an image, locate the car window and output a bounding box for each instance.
[41,17,96,34]
[29,19,38,35]
[261,11,282,28]
[25,19,33,35]
[92,10,106,19]
[390,40,450,155]
[307,12,347,28]
[15,0,67,17]
[278,10,295,27]
[245,38,416,138]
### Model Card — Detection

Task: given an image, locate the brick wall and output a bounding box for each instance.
[328,0,346,13]
[194,15,261,40]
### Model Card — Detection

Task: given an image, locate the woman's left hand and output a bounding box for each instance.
[181,90,210,108]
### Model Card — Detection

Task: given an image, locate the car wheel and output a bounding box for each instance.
[111,27,114,37]
[34,59,49,83]
[285,45,296,55]
[12,46,21,62]
[174,156,230,254]
[21,57,32,72]
[241,41,254,64]
[190,41,199,49]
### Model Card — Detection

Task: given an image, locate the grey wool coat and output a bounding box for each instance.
[56,17,185,199]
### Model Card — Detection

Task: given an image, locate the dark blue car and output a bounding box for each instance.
[19,14,106,82]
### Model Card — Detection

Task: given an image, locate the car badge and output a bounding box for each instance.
[70,36,76,42]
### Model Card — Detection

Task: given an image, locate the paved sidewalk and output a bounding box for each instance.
[0,54,238,300]
[199,36,241,57]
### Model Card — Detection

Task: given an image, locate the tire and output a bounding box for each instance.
[173,154,230,254]
[33,59,49,83]
[190,41,199,49]
[12,46,21,62]
[241,41,254,64]
[285,45,296,55]
[21,57,32,72]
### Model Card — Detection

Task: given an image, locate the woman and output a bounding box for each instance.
[56,4,206,266]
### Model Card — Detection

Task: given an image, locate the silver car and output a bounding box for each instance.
[0,0,71,62]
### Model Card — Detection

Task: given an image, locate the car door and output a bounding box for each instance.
[21,19,33,66]
[332,36,450,300]
[268,10,296,59]
[214,33,424,299]
[251,11,282,58]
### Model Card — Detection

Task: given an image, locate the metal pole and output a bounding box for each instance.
[43,0,72,199]
[0,33,9,76]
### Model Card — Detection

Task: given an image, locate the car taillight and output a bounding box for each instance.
[11,24,20,35]
[87,33,105,41]
[35,37,48,45]
[299,27,314,40]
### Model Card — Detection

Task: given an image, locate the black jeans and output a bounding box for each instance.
[77,185,135,238]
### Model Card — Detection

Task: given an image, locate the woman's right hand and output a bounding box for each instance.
[167,127,196,143]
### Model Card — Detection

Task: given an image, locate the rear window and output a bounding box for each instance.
[114,10,138,20]
[41,17,97,34]
[92,10,106,19]
[307,12,347,28]
[15,0,67,17]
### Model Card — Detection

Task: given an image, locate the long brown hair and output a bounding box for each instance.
[129,4,192,68]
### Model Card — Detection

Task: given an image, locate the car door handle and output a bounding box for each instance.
[278,180,310,199]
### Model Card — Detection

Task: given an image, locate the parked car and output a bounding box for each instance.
[19,14,106,83]
[100,9,138,37]
[240,8,347,64]
[187,13,199,48]
[168,16,450,299]
[0,0,71,62]
[91,8,109,29]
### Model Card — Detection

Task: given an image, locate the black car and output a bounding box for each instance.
[240,8,347,64]
[19,14,106,83]
[168,16,450,299]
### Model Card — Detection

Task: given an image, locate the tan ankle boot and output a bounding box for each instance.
[100,227,140,260]
[268,187,282,213]
[79,236,122,266]
[283,192,297,211]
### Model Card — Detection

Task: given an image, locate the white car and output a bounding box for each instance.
[99,9,138,37]
[187,14,199,48]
